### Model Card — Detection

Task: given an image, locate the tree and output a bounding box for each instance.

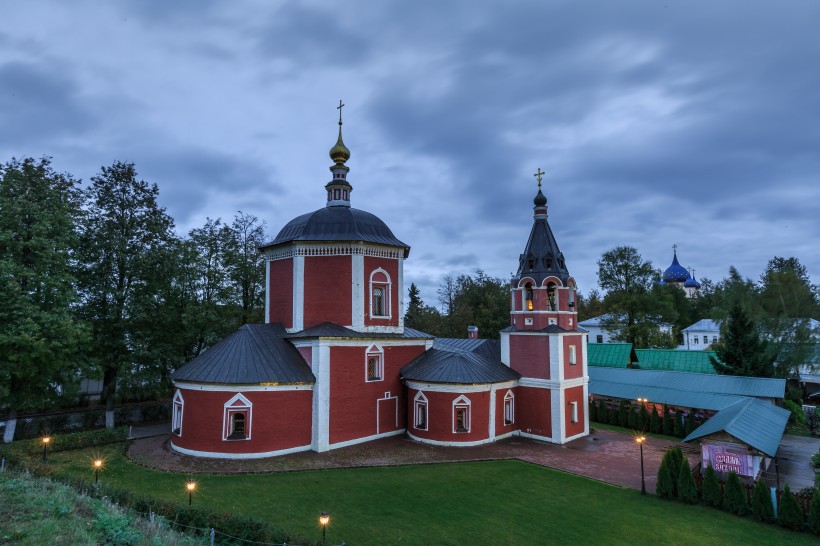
[76,162,175,427]
[684,413,697,437]
[0,158,87,442]
[656,456,674,499]
[662,405,674,436]
[638,404,649,432]
[778,484,805,530]
[226,212,266,325]
[711,303,777,378]
[628,405,638,429]
[405,283,442,334]
[751,478,774,522]
[722,471,748,515]
[618,400,628,428]
[576,289,604,322]
[806,406,820,437]
[598,399,609,424]
[759,257,817,319]
[677,458,698,504]
[673,412,684,438]
[596,246,675,348]
[667,447,683,497]
[649,406,661,434]
[588,399,597,422]
[702,464,722,508]
[808,489,820,535]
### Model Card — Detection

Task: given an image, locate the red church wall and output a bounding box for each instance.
[515,386,552,439]
[563,336,583,379]
[173,387,312,455]
[328,344,424,445]
[564,385,586,438]
[407,387,491,443]
[509,335,550,379]
[363,256,399,327]
[495,387,518,437]
[303,255,352,328]
[267,258,293,328]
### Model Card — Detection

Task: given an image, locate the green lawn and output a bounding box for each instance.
[26,443,816,545]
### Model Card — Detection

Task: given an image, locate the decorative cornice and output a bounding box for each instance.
[267,243,404,261]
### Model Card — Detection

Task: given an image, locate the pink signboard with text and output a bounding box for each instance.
[702,445,755,477]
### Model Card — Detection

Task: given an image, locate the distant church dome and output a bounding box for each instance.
[684,275,701,289]
[662,250,690,283]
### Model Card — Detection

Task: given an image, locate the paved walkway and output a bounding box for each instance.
[127,428,674,492]
[763,435,819,490]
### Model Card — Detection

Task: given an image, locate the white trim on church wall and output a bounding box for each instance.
[398,258,405,329]
[312,343,331,452]
[222,393,253,442]
[266,242,404,261]
[173,382,313,392]
[170,442,312,459]
[351,254,364,329]
[264,260,271,324]
[406,380,514,393]
[550,336,562,381]
[369,268,392,320]
[406,431,496,447]
[329,428,404,450]
[488,388,496,438]
[293,255,305,331]
[518,377,586,390]
[500,332,510,366]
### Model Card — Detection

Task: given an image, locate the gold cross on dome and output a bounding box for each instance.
[534,168,545,189]
[673,244,678,253]
[337,100,345,125]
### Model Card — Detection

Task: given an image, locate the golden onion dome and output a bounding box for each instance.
[329,127,350,164]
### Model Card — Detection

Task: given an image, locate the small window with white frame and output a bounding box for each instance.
[172,390,184,436]
[596,334,603,343]
[453,395,471,433]
[369,269,391,318]
[503,390,514,425]
[414,391,428,430]
[365,343,384,382]
[223,393,252,441]
[570,401,578,423]
[569,345,577,366]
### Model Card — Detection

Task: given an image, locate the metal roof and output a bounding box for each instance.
[285,322,434,340]
[588,367,785,411]
[587,343,637,368]
[578,313,617,327]
[682,319,722,333]
[682,398,790,457]
[261,206,410,256]
[633,349,719,374]
[401,338,520,384]
[511,209,570,286]
[172,324,315,385]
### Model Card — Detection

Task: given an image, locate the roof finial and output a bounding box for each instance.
[672,243,678,254]
[329,100,350,165]
[532,168,547,208]
[534,167,545,190]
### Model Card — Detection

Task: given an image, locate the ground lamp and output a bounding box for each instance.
[93,458,103,484]
[186,480,197,506]
[319,511,330,544]
[636,436,646,495]
[41,436,51,462]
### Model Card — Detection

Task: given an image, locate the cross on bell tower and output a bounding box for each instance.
[327,100,353,207]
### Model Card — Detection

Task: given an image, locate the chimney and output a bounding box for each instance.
[467,325,479,339]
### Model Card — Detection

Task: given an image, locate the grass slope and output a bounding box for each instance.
[0,470,198,545]
[30,444,818,545]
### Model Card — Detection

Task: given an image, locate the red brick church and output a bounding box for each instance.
[170,110,589,458]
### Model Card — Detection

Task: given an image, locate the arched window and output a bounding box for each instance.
[223,393,252,441]
[568,280,576,308]
[453,395,471,433]
[369,269,391,318]
[525,282,533,311]
[414,391,428,430]
[172,390,184,436]
[504,390,514,425]
[546,283,557,311]
[365,343,384,382]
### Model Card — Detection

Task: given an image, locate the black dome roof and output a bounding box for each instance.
[262,206,409,256]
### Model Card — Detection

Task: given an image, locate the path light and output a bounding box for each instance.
[41,436,51,462]
[636,436,647,495]
[93,458,103,484]
[186,480,197,506]
[319,511,330,544]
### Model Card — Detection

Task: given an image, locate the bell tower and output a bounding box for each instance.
[500,169,589,444]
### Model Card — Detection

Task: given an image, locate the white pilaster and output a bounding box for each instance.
[293,255,305,331]
[551,386,563,443]
[351,254,364,330]
[311,342,331,452]
[500,332,510,366]
[549,334,561,380]
[264,259,271,324]
[489,386,497,439]
[398,258,405,329]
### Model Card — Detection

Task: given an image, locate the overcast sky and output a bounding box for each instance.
[2,1,819,308]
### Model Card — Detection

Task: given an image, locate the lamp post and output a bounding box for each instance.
[636,436,646,495]
[186,480,196,506]
[93,458,103,485]
[319,511,330,545]
[41,436,51,462]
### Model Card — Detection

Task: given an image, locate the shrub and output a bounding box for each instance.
[649,406,661,434]
[806,407,820,437]
[684,414,696,437]
[778,484,805,531]
[751,478,774,522]
[667,447,683,497]
[662,406,674,436]
[673,413,684,438]
[589,400,598,422]
[783,400,806,427]
[811,452,820,469]
[628,406,638,429]
[618,400,628,428]
[702,464,722,508]
[656,456,674,500]
[722,471,748,516]
[808,489,820,535]
[638,404,649,432]
[597,400,607,423]
[677,458,698,504]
